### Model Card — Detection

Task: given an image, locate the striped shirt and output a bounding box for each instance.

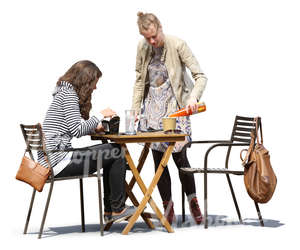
[38,81,101,175]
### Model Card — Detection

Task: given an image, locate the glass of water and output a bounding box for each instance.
[125,110,136,135]
[138,113,148,132]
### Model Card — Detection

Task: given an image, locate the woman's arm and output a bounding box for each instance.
[62,90,100,138]
[178,40,208,103]
[132,40,145,114]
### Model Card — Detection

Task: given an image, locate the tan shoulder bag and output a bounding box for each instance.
[240,117,277,203]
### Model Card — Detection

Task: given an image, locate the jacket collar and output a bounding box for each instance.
[148,38,168,63]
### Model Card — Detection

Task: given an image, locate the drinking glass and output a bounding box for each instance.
[125,110,136,135]
[138,113,148,132]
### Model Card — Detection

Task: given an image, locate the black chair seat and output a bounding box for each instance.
[46,173,102,182]
[181,167,244,175]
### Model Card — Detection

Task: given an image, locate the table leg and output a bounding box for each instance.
[124,143,154,229]
[104,143,154,231]
[126,143,150,197]
[122,143,175,235]
[125,183,155,229]
[104,181,155,231]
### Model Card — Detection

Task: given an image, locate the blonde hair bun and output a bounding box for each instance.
[137,11,144,17]
[137,12,161,33]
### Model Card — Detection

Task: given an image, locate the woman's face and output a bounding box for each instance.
[141,24,164,48]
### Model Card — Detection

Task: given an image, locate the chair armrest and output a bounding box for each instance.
[46,147,92,153]
[191,140,231,144]
[182,140,231,152]
[205,142,250,157]
[203,142,250,170]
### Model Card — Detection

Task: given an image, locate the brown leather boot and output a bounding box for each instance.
[189,197,203,225]
[163,200,176,225]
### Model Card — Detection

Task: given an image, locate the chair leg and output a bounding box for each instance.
[204,172,208,228]
[38,181,54,239]
[254,201,264,226]
[79,179,85,232]
[24,188,36,234]
[97,176,104,236]
[181,184,185,223]
[226,174,243,224]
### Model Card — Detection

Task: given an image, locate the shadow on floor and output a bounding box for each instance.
[28,221,155,238]
[28,214,284,238]
[176,214,284,228]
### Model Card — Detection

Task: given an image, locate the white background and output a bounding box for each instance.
[1,0,299,248]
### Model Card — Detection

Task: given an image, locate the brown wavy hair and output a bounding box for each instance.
[57,60,102,120]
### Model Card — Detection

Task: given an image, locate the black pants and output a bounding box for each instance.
[152,148,196,202]
[55,143,126,213]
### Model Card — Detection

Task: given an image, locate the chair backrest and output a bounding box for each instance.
[223,116,260,169]
[20,124,45,160]
[230,116,260,143]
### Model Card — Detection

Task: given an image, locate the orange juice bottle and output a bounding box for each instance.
[169,102,206,117]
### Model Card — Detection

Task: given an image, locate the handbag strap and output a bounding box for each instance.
[41,137,52,170]
[241,117,263,166]
[37,123,52,171]
[254,117,263,145]
[240,149,248,162]
[24,148,34,160]
[241,130,255,166]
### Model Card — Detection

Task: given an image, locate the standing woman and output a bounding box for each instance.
[38,60,136,222]
[132,12,207,225]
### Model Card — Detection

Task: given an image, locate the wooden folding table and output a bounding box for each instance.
[91,131,187,235]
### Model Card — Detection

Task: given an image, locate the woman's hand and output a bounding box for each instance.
[100,108,116,118]
[186,96,198,113]
[95,123,105,133]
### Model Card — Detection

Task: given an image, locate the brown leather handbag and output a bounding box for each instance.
[240,117,277,203]
[16,155,51,192]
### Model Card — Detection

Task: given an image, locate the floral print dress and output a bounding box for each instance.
[138,47,192,153]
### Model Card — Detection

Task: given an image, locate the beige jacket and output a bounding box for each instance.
[132,34,207,113]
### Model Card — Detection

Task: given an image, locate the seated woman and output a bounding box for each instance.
[38,60,135,223]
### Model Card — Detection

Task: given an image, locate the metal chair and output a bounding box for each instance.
[180,115,264,228]
[20,123,104,238]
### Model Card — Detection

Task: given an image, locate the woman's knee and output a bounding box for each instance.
[91,143,123,160]
[110,143,124,159]
[173,150,190,169]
